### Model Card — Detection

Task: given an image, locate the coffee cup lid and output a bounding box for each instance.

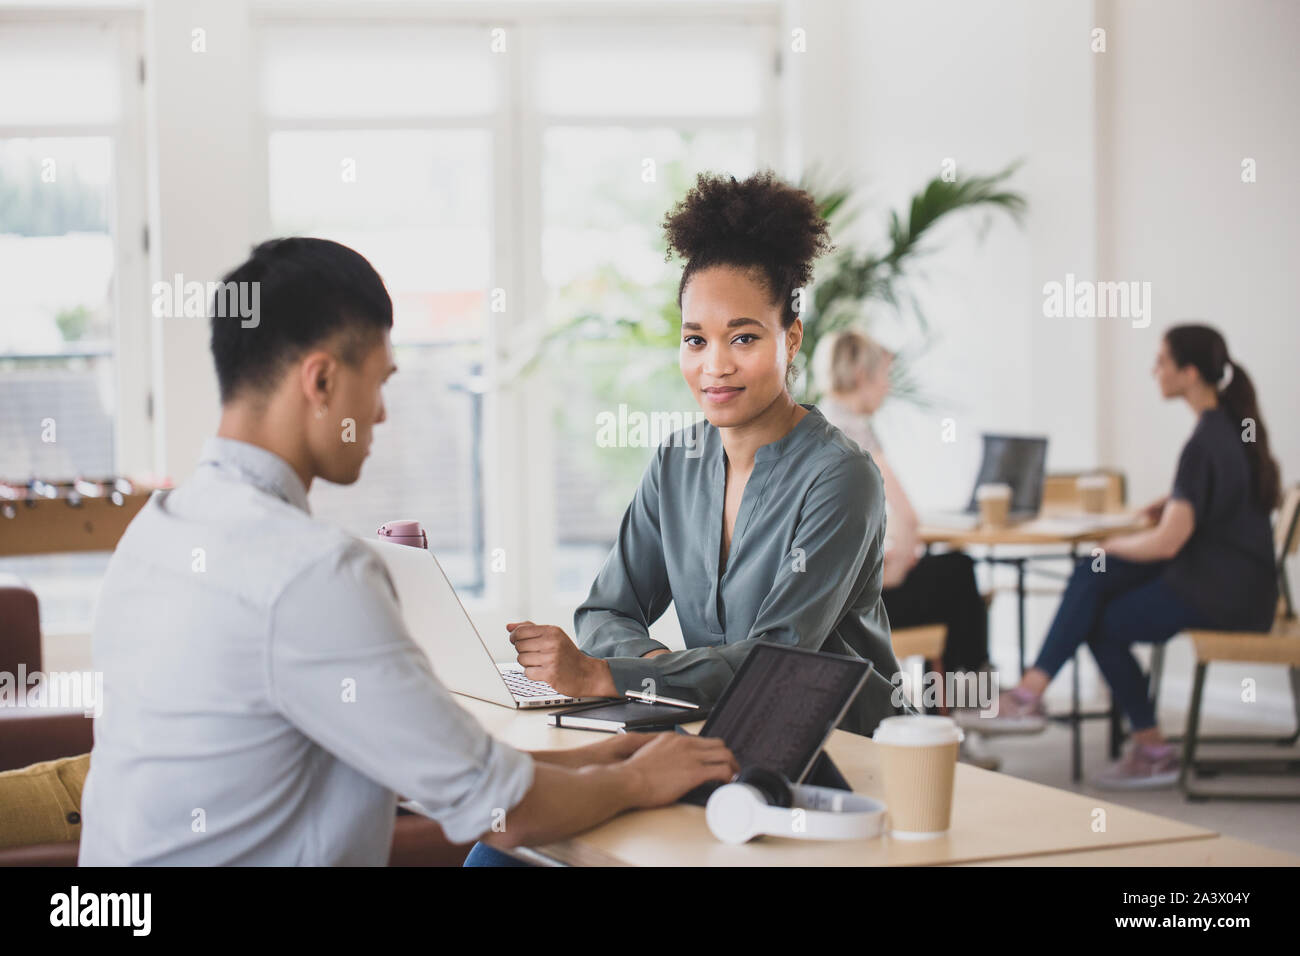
[1077,474,1109,489]
[873,715,964,746]
[975,483,1011,500]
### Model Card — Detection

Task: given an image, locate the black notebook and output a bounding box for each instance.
[548,699,708,733]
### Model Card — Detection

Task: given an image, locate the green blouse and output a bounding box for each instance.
[574,404,905,736]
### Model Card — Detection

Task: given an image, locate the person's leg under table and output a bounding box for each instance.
[960,555,1169,737]
[883,552,990,711]
[463,842,535,867]
[885,552,990,671]
[1086,576,1207,789]
[1032,555,1169,680]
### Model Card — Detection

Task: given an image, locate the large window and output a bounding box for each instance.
[0,15,144,636]
[259,23,504,595]
[0,21,127,477]
[537,20,775,597]
[543,126,761,593]
[255,8,780,615]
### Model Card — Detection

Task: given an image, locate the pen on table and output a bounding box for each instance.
[623,690,699,710]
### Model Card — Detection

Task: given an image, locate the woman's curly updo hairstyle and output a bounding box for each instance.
[662,170,833,330]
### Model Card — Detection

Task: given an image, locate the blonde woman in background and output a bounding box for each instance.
[815,330,997,766]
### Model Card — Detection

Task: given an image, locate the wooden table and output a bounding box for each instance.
[960,835,1299,867]
[453,697,1260,867]
[919,510,1148,671]
[919,511,1148,781]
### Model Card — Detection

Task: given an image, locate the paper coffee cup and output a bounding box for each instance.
[1077,474,1108,514]
[975,483,1012,528]
[873,715,964,840]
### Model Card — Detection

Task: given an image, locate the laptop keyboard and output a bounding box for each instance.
[501,668,566,699]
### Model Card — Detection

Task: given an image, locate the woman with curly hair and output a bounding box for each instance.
[506,170,907,736]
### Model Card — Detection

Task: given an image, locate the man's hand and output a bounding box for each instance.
[617,732,739,808]
[533,731,656,769]
[508,621,617,698]
[578,732,657,765]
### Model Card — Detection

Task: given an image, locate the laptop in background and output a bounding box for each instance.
[922,433,1049,529]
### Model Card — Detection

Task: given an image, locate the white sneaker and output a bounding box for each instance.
[953,689,1048,736]
[1092,743,1180,790]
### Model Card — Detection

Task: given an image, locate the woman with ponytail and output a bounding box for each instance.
[505,171,906,737]
[969,323,1280,788]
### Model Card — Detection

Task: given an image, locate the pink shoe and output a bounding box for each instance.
[1093,742,1180,790]
[953,688,1048,735]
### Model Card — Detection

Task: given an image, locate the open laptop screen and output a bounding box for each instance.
[698,644,872,784]
[964,434,1048,515]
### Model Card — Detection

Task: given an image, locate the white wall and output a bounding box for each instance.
[1095,0,1300,507]
[808,0,1100,510]
[146,0,254,481]
[791,0,1297,716]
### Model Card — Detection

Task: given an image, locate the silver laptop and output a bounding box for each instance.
[366,538,599,709]
[922,433,1049,529]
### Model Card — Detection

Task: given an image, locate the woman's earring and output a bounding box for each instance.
[316,405,327,420]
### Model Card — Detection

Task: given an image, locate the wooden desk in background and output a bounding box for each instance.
[918,510,1149,671]
[453,697,1297,867]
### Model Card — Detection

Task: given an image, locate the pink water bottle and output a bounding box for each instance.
[377,520,427,549]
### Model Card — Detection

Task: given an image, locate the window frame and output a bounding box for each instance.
[0,6,151,479]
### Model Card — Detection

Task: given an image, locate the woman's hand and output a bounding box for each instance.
[882,530,920,589]
[507,621,617,698]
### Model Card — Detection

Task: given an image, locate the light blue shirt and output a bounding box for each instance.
[79,437,533,865]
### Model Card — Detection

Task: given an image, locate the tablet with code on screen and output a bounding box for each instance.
[678,643,873,806]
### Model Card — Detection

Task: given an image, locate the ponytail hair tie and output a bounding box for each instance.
[1217,359,1234,391]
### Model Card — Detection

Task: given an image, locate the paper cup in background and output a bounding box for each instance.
[1077,474,1109,513]
[975,483,1012,528]
[873,715,964,840]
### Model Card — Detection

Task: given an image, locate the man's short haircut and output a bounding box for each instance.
[210,237,393,404]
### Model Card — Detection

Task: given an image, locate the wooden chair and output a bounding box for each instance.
[1041,470,1128,513]
[1146,484,1300,800]
[892,625,947,713]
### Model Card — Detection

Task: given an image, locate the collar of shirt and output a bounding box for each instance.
[198,436,311,514]
[752,403,826,463]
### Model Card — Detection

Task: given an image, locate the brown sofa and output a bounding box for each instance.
[0,575,470,866]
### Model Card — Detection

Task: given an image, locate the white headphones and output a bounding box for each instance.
[705,767,887,844]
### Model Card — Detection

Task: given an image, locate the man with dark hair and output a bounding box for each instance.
[79,238,735,865]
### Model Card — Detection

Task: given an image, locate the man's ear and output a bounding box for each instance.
[298,350,337,410]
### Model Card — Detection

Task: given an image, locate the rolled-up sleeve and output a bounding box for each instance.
[267,541,534,845]
[574,445,674,661]
[599,454,889,705]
